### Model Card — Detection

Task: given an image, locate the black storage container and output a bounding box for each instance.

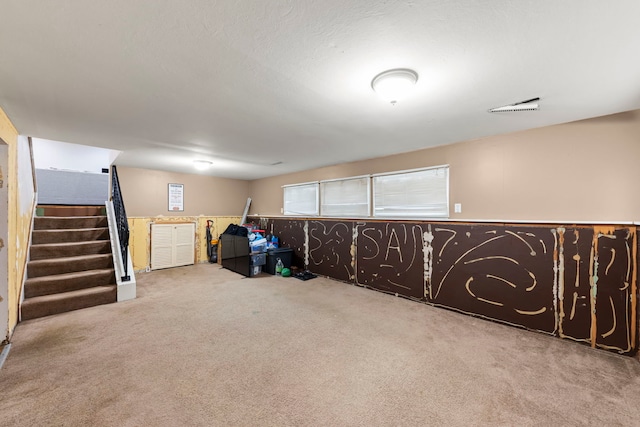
[265,248,293,275]
[220,234,251,277]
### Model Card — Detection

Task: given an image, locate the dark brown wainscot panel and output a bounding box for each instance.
[251,216,638,355]
[592,227,636,353]
[555,227,593,345]
[308,220,354,282]
[354,222,425,300]
[426,223,557,333]
[262,218,306,269]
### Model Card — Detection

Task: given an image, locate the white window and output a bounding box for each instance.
[320,175,370,217]
[283,182,318,216]
[373,166,449,218]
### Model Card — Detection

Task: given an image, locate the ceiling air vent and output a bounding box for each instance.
[489,97,539,113]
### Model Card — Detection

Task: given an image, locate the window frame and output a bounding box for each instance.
[319,174,371,218]
[282,165,450,219]
[282,181,319,216]
[372,165,449,219]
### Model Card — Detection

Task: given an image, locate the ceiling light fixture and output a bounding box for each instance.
[489,97,540,113]
[193,160,213,170]
[371,68,419,104]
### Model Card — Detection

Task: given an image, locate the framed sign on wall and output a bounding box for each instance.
[168,183,184,212]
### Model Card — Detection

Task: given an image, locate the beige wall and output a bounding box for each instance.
[0,107,35,340]
[249,110,640,223]
[117,167,250,217]
[116,167,250,272]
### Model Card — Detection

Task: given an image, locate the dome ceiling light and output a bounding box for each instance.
[371,68,419,104]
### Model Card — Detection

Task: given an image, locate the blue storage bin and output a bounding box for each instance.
[251,253,266,266]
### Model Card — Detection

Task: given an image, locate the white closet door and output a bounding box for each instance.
[151,223,195,270]
[175,223,195,267]
[151,224,174,270]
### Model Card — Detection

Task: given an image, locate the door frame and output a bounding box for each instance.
[0,138,9,343]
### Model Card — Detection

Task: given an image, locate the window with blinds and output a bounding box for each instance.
[283,182,318,216]
[373,166,449,218]
[320,176,370,217]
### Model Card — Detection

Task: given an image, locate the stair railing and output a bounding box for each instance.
[111,166,130,281]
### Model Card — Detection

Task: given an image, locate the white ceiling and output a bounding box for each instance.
[1,1,639,180]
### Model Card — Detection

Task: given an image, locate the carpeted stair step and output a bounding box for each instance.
[27,254,113,278]
[21,285,117,320]
[32,227,110,244]
[23,206,120,321]
[24,268,116,298]
[30,240,112,260]
[36,205,106,217]
[34,215,108,230]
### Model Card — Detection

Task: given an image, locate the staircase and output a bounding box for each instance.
[22,206,117,320]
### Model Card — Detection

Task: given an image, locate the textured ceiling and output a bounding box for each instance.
[1,1,639,179]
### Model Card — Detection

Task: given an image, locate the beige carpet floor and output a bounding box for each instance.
[1,263,640,426]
